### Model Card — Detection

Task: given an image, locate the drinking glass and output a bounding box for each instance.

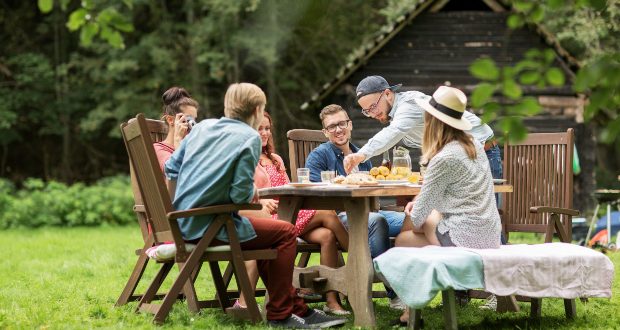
[297,168,310,183]
[320,170,336,183]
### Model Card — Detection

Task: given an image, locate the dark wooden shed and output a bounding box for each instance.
[301,0,595,212]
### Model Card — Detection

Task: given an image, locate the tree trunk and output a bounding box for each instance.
[184,0,208,117]
[53,2,72,182]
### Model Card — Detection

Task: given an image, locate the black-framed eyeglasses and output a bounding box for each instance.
[361,90,385,117]
[323,120,351,133]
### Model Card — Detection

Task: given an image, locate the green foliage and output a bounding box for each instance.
[574,54,620,143]
[40,1,135,49]
[469,52,557,142]
[0,176,134,228]
[469,0,620,144]
[1,0,384,183]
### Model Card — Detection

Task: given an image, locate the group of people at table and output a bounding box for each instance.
[151,75,503,328]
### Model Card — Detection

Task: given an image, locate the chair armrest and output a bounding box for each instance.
[529,206,579,216]
[167,203,262,219]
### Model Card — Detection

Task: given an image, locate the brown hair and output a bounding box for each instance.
[319,104,349,126]
[421,112,476,165]
[161,87,199,118]
[224,83,266,121]
[260,111,282,172]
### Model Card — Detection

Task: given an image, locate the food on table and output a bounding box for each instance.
[378,166,390,176]
[333,175,346,184]
[333,173,378,185]
[407,172,421,184]
[369,166,412,181]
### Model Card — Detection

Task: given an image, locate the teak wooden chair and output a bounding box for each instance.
[116,118,179,306]
[116,119,266,309]
[286,129,338,268]
[471,128,580,318]
[121,114,277,324]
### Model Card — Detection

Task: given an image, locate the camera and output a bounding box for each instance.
[186,116,197,130]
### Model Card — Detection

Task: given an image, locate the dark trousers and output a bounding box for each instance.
[237,217,308,320]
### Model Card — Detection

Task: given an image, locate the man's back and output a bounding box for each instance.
[164,117,261,241]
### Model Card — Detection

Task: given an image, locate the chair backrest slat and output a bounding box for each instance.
[287,129,328,182]
[121,115,183,244]
[502,129,574,237]
[128,119,168,241]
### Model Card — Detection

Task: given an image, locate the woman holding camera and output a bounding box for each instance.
[153,86,199,171]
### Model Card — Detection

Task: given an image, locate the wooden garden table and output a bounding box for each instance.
[258,183,513,328]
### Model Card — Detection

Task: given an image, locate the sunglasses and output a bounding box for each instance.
[361,90,385,117]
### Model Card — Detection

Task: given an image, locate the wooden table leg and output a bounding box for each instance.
[344,197,376,328]
[277,197,303,223]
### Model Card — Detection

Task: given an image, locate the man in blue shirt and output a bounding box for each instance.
[165,83,345,328]
[305,104,406,309]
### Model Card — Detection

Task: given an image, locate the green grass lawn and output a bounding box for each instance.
[0,227,618,329]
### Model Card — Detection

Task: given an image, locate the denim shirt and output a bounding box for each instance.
[357,91,494,160]
[306,142,372,182]
[164,117,259,242]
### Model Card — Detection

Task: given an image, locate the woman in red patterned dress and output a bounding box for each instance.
[237,112,350,315]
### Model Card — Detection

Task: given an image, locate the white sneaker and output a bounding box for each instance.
[389,297,406,310]
[480,294,497,311]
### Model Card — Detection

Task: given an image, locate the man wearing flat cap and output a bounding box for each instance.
[343,75,502,182]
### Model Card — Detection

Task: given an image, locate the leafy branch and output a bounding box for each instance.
[38,0,134,49]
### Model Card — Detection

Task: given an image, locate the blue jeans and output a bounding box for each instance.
[485,144,503,207]
[486,144,507,244]
[378,210,406,238]
[485,144,503,179]
[337,211,389,259]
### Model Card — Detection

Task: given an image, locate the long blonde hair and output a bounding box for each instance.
[224,83,266,121]
[421,112,476,165]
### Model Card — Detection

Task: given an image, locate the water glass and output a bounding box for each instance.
[297,168,310,183]
[320,170,336,183]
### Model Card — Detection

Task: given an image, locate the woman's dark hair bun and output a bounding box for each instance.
[162,87,191,105]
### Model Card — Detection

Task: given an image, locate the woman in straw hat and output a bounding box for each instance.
[396,85,501,250]
[392,86,502,324]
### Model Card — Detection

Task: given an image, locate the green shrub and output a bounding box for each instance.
[0,176,135,228]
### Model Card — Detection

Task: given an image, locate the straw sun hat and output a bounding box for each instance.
[420,86,473,131]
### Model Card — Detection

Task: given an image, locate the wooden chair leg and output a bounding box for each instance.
[297,252,311,267]
[408,307,423,330]
[136,262,173,312]
[530,298,542,319]
[226,221,262,323]
[496,295,520,313]
[152,223,223,324]
[183,264,201,313]
[441,289,458,330]
[213,262,234,304]
[116,250,150,306]
[337,251,345,267]
[564,299,576,319]
[210,261,231,311]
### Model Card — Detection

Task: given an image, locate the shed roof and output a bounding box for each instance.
[300,0,580,110]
